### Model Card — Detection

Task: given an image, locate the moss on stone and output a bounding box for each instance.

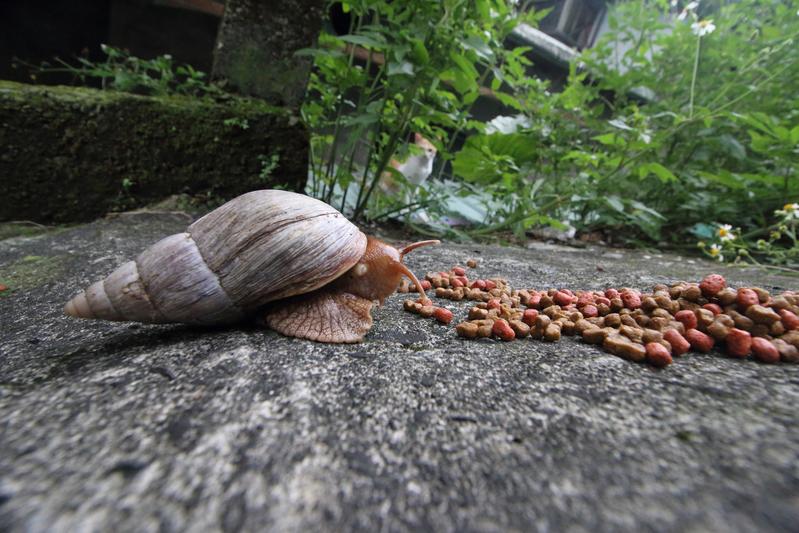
[0,254,67,293]
[0,81,309,223]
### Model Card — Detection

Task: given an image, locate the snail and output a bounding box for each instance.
[64,190,438,343]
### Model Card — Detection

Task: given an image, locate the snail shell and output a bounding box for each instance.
[65,190,367,327]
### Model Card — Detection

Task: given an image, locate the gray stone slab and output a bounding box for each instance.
[1,213,797,532]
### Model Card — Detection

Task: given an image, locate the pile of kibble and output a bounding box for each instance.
[398,261,799,368]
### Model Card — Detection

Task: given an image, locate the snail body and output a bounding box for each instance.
[64,190,435,343]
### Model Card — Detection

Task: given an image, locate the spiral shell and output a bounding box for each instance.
[64,190,368,325]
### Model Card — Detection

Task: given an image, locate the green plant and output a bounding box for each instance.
[299,0,547,222]
[33,44,224,97]
[257,153,281,181]
[444,0,799,251]
[223,117,250,129]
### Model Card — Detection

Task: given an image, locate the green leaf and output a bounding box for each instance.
[791,125,799,144]
[647,162,676,183]
[337,34,386,49]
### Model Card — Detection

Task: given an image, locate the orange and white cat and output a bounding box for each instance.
[379,133,437,196]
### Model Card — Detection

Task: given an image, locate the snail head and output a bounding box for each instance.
[332,237,439,304]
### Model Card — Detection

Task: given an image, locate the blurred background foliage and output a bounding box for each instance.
[301,0,799,270]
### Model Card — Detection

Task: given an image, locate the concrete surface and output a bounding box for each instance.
[1,212,798,532]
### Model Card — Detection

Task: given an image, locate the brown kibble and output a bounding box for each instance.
[582,327,607,344]
[769,321,785,337]
[419,305,435,318]
[751,287,770,303]
[682,285,702,302]
[543,323,561,342]
[641,297,658,312]
[604,313,621,328]
[726,310,754,331]
[574,319,596,335]
[466,258,479,268]
[641,328,664,344]
[603,334,646,362]
[456,321,479,338]
[559,319,576,336]
[648,317,671,331]
[694,308,716,330]
[620,314,639,328]
[773,338,799,363]
[745,304,781,324]
[716,287,738,306]
[477,323,493,338]
[619,324,644,344]
[509,319,530,338]
[707,318,732,341]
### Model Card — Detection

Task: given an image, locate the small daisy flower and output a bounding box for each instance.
[717,224,735,241]
[692,19,716,36]
[777,202,799,220]
[709,243,724,261]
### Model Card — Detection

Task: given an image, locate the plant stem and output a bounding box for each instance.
[688,35,701,119]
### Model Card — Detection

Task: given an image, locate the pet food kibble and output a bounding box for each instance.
[450,278,464,288]
[641,328,664,344]
[477,323,493,338]
[736,288,759,309]
[695,308,716,330]
[707,318,732,341]
[751,337,779,364]
[685,329,714,353]
[779,309,799,330]
[491,319,515,341]
[663,329,691,356]
[603,334,646,362]
[752,287,770,303]
[674,310,698,330]
[543,323,562,342]
[702,303,722,316]
[582,304,599,318]
[770,321,785,337]
[433,307,454,324]
[452,266,466,276]
[509,320,530,338]
[773,339,799,363]
[725,328,752,358]
[645,342,673,367]
[682,285,702,302]
[455,321,479,338]
[621,291,642,309]
[522,309,539,327]
[553,291,575,306]
[484,280,497,290]
[715,287,737,306]
[466,258,478,268]
[745,304,781,324]
[619,324,644,344]
[419,305,435,318]
[726,310,754,330]
[699,274,726,297]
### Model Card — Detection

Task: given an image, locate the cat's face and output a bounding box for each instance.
[414,133,437,160]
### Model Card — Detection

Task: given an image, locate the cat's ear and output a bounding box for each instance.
[414,132,423,143]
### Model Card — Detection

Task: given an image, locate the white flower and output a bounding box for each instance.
[717,224,735,241]
[709,243,724,261]
[692,19,716,36]
[640,130,652,144]
[678,1,699,20]
[485,114,531,134]
[777,202,799,220]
